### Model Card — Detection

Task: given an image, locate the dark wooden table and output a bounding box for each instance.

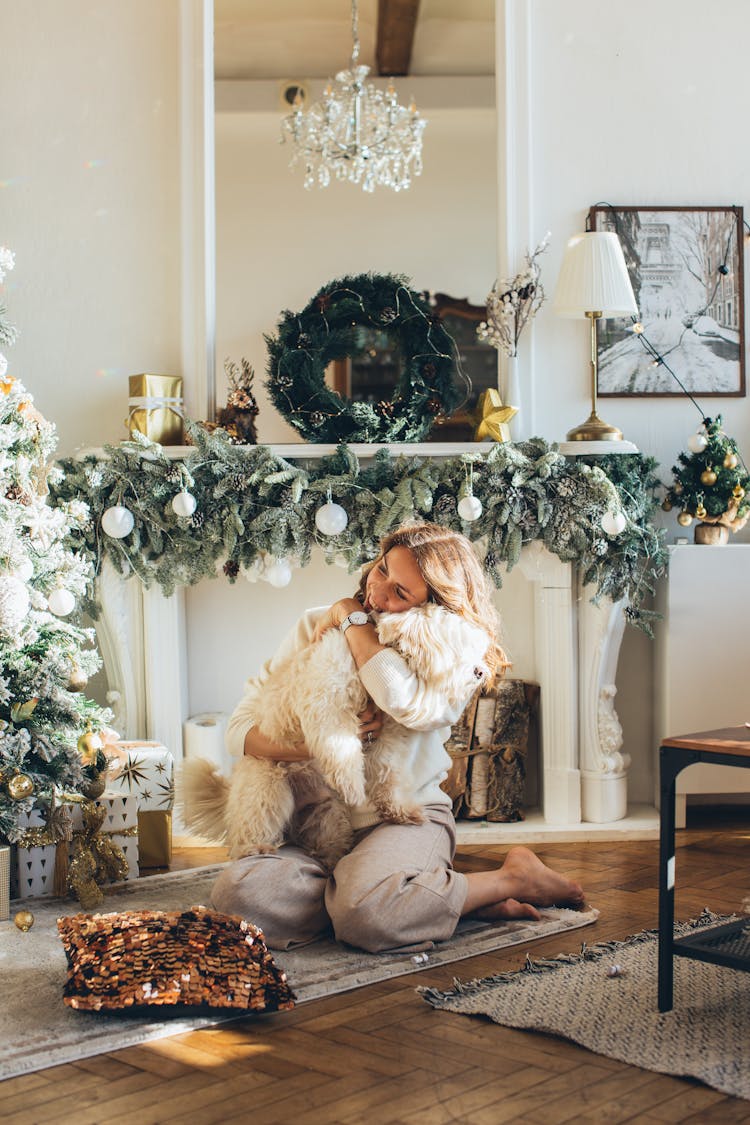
[658,726,750,1011]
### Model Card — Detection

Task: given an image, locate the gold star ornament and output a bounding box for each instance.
[473,389,518,443]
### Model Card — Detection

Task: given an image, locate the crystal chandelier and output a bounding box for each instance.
[281,0,427,193]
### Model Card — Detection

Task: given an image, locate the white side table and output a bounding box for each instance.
[655,544,750,826]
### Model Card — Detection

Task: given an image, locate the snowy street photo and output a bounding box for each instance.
[589,205,745,397]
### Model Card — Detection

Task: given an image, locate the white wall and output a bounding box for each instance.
[529,0,750,474]
[2,0,182,456]
[519,0,750,801]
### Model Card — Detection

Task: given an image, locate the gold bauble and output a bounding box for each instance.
[724,452,738,469]
[7,772,34,800]
[677,511,693,527]
[13,910,34,932]
[67,665,88,693]
[673,483,683,495]
[696,504,707,519]
[733,485,746,499]
[661,498,673,512]
[77,729,104,763]
[700,469,717,486]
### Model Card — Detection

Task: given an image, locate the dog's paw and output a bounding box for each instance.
[333,776,367,806]
[373,797,425,825]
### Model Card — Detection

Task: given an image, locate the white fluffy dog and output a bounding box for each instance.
[181,603,489,869]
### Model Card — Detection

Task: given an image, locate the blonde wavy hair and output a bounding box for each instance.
[356,522,509,687]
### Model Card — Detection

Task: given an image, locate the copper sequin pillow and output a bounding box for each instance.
[57,905,296,1012]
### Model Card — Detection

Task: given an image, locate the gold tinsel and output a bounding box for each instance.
[67,800,133,911]
[17,799,135,908]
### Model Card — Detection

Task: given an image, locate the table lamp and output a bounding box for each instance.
[553,231,638,442]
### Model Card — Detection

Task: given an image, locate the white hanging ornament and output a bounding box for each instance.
[15,559,34,583]
[601,509,627,537]
[101,505,134,539]
[458,493,483,522]
[0,575,30,636]
[47,587,76,617]
[687,430,708,454]
[264,557,293,588]
[171,491,197,518]
[242,557,265,584]
[315,501,348,536]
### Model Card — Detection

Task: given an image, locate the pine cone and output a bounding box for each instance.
[223,560,239,579]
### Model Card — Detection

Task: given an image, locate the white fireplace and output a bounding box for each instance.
[90,442,657,842]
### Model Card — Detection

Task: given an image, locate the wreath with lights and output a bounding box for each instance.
[264,273,466,443]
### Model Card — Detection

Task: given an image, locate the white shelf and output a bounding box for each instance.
[76,441,496,462]
[455,803,659,844]
[558,440,639,456]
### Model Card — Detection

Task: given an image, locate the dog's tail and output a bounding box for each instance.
[177,757,230,842]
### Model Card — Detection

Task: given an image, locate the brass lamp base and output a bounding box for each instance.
[566,412,623,442]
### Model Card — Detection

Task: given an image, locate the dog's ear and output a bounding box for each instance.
[385,604,458,683]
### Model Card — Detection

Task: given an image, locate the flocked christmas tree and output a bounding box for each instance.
[0,247,111,843]
[663,415,750,544]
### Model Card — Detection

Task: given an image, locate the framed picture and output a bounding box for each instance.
[588,205,745,396]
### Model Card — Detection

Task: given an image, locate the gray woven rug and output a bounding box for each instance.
[420,911,750,1101]
[0,863,597,1081]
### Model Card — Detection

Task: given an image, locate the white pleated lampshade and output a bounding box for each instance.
[553,232,638,318]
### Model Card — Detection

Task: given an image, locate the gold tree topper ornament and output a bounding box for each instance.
[473,389,518,443]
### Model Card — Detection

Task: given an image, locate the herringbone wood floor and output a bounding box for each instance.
[3,810,749,1124]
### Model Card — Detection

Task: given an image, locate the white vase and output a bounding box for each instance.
[503,354,523,441]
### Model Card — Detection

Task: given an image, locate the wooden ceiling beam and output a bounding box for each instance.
[376,0,420,77]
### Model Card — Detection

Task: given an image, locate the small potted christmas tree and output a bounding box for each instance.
[663,415,749,544]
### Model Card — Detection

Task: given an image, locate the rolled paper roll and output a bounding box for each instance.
[182,712,229,771]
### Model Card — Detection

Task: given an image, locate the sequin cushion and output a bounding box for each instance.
[57,905,296,1012]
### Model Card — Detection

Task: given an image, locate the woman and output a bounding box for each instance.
[211,522,584,952]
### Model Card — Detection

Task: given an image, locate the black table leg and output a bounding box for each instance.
[657,746,683,1012]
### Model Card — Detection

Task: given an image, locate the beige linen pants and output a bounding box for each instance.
[210,804,469,952]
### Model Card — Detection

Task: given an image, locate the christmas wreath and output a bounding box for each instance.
[264,273,465,443]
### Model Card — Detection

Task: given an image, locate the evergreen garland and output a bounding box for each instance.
[265,273,465,443]
[53,424,667,633]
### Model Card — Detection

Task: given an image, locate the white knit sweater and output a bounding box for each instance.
[225,606,476,830]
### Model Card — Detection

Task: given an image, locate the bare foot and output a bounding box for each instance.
[501,846,586,910]
[472,897,542,923]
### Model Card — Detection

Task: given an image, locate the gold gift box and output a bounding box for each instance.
[137,810,173,868]
[127,374,184,445]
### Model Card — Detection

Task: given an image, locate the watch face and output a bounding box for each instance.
[342,611,369,631]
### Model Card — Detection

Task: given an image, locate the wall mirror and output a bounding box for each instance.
[213,2,497,444]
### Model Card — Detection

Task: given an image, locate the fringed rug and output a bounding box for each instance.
[0,863,598,1081]
[420,910,750,1101]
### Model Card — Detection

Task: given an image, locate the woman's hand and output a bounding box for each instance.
[312,597,363,642]
[243,725,311,761]
[358,700,384,747]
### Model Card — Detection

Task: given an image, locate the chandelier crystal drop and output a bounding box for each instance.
[281,0,427,193]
